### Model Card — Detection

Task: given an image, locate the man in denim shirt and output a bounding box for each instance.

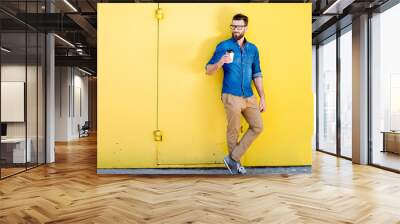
[206,14,265,174]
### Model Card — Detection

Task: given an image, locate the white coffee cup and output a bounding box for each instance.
[227,50,234,63]
[229,52,234,62]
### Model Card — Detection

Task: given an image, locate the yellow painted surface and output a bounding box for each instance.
[97,3,313,168]
[237,4,313,166]
[97,4,158,168]
[158,4,227,165]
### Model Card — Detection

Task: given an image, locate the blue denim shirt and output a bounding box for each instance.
[206,37,262,97]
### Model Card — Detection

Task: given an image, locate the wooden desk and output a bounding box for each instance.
[381,131,400,154]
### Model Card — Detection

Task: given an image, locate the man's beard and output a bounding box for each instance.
[232,32,244,40]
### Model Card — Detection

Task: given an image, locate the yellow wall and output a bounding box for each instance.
[98,3,313,168]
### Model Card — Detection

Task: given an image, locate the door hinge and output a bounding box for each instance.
[155,8,164,20]
[153,130,163,142]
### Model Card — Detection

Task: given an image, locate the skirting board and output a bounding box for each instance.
[97,166,312,175]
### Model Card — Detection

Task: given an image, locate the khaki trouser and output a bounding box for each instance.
[221,93,263,162]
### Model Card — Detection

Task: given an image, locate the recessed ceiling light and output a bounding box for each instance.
[77,67,93,76]
[54,34,75,48]
[63,0,78,12]
[1,47,11,53]
[322,0,354,15]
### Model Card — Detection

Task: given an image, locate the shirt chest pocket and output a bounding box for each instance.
[242,54,253,65]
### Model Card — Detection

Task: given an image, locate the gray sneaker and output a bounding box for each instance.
[238,165,247,174]
[223,155,240,174]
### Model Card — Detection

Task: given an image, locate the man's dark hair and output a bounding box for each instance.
[232,14,248,26]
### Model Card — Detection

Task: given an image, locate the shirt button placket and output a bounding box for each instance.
[241,49,244,96]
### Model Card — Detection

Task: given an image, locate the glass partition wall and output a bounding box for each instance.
[316,26,353,159]
[0,1,46,179]
[339,27,352,159]
[317,35,337,155]
[317,0,400,173]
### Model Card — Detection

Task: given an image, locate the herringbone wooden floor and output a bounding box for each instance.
[1,133,400,224]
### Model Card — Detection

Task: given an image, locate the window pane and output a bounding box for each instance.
[27,31,38,169]
[318,37,337,154]
[371,3,400,171]
[340,29,352,158]
[38,32,45,165]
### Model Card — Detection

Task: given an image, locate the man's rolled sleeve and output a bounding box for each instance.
[252,47,262,79]
[205,43,225,69]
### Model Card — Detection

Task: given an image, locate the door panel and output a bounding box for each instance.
[157,4,230,165]
[97,4,158,168]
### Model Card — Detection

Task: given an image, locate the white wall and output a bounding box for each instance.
[72,72,89,138]
[55,67,70,141]
[55,67,89,141]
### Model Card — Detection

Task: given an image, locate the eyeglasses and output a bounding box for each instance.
[230,25,246,30]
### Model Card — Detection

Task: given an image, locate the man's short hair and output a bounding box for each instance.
[232,14,248,26]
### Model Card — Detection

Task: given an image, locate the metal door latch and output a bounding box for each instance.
[153,130,163,142]
[155,8,164,20]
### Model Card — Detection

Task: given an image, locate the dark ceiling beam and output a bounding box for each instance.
[374,0,400,12]
[312,14,352,44]
[12,13,83,32]
[312,0,356,35]
[56,47,97,56]
[322,0,356,14]
[312,15,335,33]
[0,8,38,31]
[67,13,97,39]
[55,55,96,71]
[86,0,97,12]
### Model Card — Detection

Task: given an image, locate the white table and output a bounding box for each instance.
[1,138,31,163]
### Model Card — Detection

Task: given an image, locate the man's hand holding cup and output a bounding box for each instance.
[217,50,234,67]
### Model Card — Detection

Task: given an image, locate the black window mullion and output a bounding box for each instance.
[36,0,39,167]
[25,0,28,171]
[367,10,373,165]
[316,45,319,151]
[336,30,341,157]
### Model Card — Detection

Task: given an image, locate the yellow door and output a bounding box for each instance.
[97,4,159,168]
[157,4,231,166]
